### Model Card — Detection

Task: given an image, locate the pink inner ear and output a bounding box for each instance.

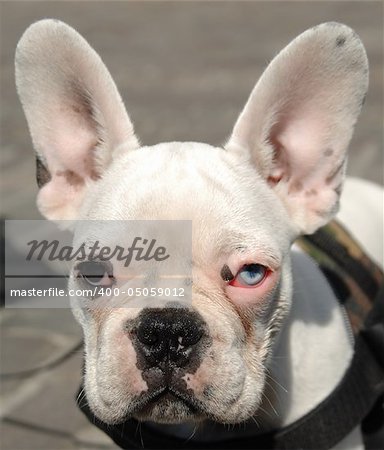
[38,102,101,181]
[33,101,103,221]
[16,19,140,221]
[266,106,349,233]
[226,22,368,234]
[270,107,331,184]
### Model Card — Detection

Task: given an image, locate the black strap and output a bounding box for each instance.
[273,335,384,450]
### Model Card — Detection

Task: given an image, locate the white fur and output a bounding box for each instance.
[16,19,381,449]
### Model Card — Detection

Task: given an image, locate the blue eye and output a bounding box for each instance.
[231,264,268,287]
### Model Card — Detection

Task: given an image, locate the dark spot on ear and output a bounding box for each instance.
[289,181,303,193]
[305,189,317,197]
[220,264,234,282]
[56,170,84,186]
[336,35,346,47]
[326,160,344,184]
[315,209,329,218]
[324,148,334,157]
[334,183,343,196]
[36,155,51,188]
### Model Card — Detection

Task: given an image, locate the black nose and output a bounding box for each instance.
[133,308,204,368]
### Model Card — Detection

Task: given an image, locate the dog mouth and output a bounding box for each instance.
[131,386,201,420]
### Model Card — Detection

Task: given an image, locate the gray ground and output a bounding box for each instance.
[0,2,383,449]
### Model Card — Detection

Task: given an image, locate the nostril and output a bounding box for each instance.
[176,320,203,347]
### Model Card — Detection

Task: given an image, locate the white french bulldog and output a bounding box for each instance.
[15,20,383,449]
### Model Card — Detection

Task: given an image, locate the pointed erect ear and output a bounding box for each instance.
[15,19,139,221]
[226,23,368,234]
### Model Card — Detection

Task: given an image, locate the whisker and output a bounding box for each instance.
[186,424,198,442]
[260,393,279,417]
[265,372,288,393]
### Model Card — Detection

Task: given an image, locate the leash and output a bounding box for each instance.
[77,221,384,449]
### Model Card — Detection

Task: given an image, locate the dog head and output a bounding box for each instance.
[15,20,368,425]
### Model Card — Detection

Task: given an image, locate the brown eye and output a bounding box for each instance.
[74,261,114,287]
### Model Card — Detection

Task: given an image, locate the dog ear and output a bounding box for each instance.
[15,19,139,221]
[226,23,368,234]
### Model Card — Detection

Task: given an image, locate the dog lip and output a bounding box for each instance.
[131,386,200,415]
[166,387,199,412]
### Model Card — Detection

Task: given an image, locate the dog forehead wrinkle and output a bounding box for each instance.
[128,143,238,184]
[216,233,283,269]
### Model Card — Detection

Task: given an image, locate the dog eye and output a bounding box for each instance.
[229,264,268,288]
[74,261,114,287]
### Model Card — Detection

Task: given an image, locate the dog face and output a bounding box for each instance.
[15,20,368,425]
[68,141,294,424]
